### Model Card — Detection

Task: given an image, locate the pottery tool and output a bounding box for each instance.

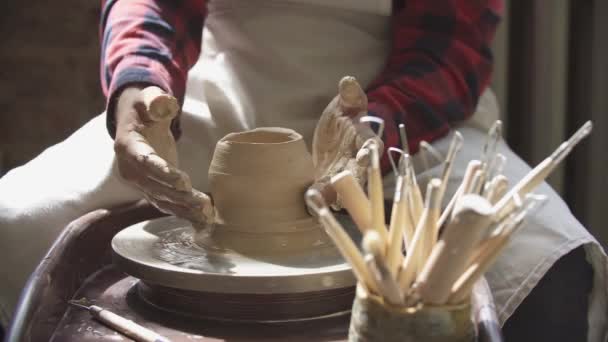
[420,140,444,166]
[416,179,443,266]
[437,131,464,206]
[449,194,546,304]
[469,169,487,195]
[398,123,409,154]
[449,196,545,304]
[400,157,417,251]
[68,298,170,342]
[367,142,389,244]
[483,175,509,205]
[305,189,380,294]
[331,170,372,234]
[359,116,386,140]
[485,153,507,188]
[415,194,494,305]
[438,160,482,228]
[493,121,592,220]
[405,157,424,226]
[363,231,404,305]
[386,148,410,274]
[396,179,442,291]
[481,121,503,170]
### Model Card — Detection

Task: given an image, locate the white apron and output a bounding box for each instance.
[0,1,606,340]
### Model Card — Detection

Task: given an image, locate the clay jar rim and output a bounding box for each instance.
[220,127,303,146]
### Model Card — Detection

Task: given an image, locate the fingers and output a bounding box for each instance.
[135,177,202,208]
[338,76,367,117]
[147,195,210,224]
[115,132,192,191]
[136,178,214,224]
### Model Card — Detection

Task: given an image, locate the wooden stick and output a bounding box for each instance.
[363,231,404,304]
[493,121,592,220]
[438,132,463,207]
[386,173,408,275]
[368,143,388,243]
[469,169,487,195]
[489,177,509,205]
[406,162,424,226]
[418,179,443,265]
[415,194,494,305]
[365,255,404,305]
[397,246,418,292]
[139,86,179,122]
[483,175,509,205]
[331,170,371,234]
[306,190,380,294]
[459,194,546,296]
[438,160,482,228]
[399,179,442,288]
[448,221,520,304]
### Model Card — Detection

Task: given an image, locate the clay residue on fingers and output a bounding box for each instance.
[338,76,367,116]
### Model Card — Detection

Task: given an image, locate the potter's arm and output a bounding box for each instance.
[100,1,215,226]
[366,0,503,172]
[100,0,207,139]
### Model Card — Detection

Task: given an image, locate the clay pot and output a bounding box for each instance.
[208,127,316,232]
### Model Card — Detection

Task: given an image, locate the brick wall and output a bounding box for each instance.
[0,0,104,173]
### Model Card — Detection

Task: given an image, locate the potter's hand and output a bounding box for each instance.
[114,86,214,226]
[312,76,383,207]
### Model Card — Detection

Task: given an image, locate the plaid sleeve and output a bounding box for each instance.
[366,0,503,172]
[100,0,206,139]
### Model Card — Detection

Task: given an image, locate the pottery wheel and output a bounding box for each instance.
[112,215,360,322]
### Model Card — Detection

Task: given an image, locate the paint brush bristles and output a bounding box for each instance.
[305,189,379,294]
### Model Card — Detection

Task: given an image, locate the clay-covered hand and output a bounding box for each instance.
[311,76,383,207]
[114,86,214,226]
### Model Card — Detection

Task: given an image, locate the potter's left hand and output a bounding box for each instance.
[311,76,383,207]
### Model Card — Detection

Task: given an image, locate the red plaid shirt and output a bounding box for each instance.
[100,0,503,172]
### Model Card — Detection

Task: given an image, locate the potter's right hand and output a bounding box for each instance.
[114,86,214,227]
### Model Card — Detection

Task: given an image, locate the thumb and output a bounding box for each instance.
[338,76,367,117]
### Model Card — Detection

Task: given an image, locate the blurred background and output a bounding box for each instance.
[0,0,605,244]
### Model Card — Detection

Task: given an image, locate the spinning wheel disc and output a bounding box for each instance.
[112,215,360,321]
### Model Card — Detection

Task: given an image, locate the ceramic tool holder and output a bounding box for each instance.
[348,284,474,342]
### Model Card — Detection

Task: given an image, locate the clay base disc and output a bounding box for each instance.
[112,215,360,321]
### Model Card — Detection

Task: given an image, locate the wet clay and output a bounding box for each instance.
[208,127,315,229]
